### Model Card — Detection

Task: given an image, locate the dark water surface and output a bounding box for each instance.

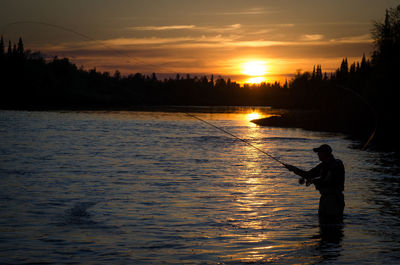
[1,109,399,264]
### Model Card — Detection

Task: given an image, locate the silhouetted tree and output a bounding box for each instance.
[340,58,348,74]
[7,41,12,57]
[17,37,24,55]
[372,5,400,77]
[360,54,368,71]
[0,36,4,57]
[113,70,121,80]
[12,44,17,57]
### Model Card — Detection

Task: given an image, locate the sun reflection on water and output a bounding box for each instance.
[247,112,261,121]
[221,122,277,262]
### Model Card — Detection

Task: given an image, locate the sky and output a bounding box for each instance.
[1,0,399,83]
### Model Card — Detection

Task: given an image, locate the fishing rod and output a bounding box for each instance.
[184,112,287,166]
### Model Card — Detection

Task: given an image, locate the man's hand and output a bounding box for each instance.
[305,179,313,186]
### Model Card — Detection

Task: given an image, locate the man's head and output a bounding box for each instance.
[313,144,333,161]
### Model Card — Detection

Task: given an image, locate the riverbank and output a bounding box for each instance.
[251,109,377,149]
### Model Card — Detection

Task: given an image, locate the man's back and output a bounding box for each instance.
[311,158,345,194]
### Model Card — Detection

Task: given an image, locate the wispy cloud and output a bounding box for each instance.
[49,32,373,52]
[128,23,242,33]
[301,34,324,41]
[35,32,374,78]
[101,37,196,46]
[277,24,295,28]
[44,31,374,54]
[329,34,373,44]
[212,7,269,16]
[129,25,196,31]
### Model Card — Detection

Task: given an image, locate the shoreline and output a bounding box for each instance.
[0,105,278,114]
[250,109,382,151]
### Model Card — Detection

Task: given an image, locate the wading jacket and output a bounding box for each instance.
[308,157,345,195]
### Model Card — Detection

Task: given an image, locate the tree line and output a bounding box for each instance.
[0,37,376,110]
[1,5,399,149]
[0,37,285,108]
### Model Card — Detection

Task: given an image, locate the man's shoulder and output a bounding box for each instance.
[332,158,345,171]
[335,158,344,165]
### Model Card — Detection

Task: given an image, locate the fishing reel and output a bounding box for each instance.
[298,177,312,186]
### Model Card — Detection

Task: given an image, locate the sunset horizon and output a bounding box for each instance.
[2,0,394,84]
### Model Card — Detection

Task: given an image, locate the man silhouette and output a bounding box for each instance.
[284,144,345,222]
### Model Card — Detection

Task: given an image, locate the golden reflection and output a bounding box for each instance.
[247,112,261,121]
[224,121,280,263]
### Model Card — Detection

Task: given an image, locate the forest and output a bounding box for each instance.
[1,5,399,150]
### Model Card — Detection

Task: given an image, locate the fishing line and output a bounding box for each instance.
[335,84,378,150]
[184,112,286,166]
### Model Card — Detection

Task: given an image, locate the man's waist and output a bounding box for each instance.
[318,188,343,195]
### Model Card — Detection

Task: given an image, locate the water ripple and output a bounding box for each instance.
[0,110,399,264]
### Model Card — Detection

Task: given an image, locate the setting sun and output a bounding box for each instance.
[240,60,269,84]
[242,61,268,76]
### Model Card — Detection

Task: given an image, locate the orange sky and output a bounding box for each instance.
[1,0,397,83]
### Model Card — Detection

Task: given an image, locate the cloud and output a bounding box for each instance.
[277,24,295,28]
[213,7,268,16]
[329,34,373,44]
[301,34,324,41]
[100,36,196,46]
[128,23,242,33]
[42,31,374,54]
[129,25,196,31]
[227,23,241,29]
[45,32,373,55]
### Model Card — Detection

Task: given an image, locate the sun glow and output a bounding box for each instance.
[246,76,267,84]
[241,60,269,84]
[242,61,268,76]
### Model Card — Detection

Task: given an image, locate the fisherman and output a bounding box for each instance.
[284,144,345,222]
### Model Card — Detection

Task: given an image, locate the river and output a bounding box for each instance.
[0,108,399,264]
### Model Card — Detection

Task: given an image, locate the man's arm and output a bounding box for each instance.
[284,164,311,179]
[285,163,321,185]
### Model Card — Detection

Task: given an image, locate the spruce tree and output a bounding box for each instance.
[12,44,17,56]
[0,36,4,56]
[340,58,348,74]
[7,41,12,57]
[17,37,24,55]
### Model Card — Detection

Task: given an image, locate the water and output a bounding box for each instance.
[0,109,399,264]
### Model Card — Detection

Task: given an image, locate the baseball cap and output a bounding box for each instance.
[313,144,332,153]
